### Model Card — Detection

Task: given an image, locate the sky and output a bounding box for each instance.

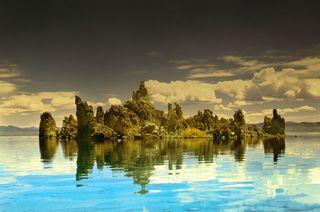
[0,0,320,127]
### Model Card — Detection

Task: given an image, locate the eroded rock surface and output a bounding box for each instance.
[40,81,284,142]
[39,112,58,139]
[263,109,285,135]
[60,115,78,141]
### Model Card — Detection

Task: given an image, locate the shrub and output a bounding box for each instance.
[180,127,207,138]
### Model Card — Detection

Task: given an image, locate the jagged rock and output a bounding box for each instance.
[91,123,117,141]
[124,81,165,127]
[96,106,104,124]
[104,105,140,138]
[141,121,160,136]
[166,103,186,133]
[75,95,96,133]
[174,103,183,119]
[39,112,58,139]
[233,109,245,126]
[263,109,285,135]
[132,81,149,102]
[186,109,219,131]
[60,115,78,141]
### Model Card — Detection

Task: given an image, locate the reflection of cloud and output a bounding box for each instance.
[0,137,76,178]
[309,167,320,184]
[150,158,216,184]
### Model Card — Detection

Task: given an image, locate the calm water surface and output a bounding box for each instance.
[0,133,320,211]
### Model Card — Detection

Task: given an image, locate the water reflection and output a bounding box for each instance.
[263,137,286,163]
[38,137,287,193]
[39,137,58,162]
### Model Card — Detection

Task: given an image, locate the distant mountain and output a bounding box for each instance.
[0,126,38,136]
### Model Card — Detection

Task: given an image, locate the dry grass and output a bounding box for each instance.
[180,127,208,138]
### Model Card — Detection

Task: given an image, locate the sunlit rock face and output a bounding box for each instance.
[104,105,140,137]
[60,115,78,141]
[263,109,285,135]
[39,112,58,139]
[75,95,96,133]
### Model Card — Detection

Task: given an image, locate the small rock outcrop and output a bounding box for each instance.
[60,115,78,141]
[263,109,285,135]
[39,112,58,139]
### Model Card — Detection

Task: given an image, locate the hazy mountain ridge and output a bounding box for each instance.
[2,121,320,136]
[0,126,38,136]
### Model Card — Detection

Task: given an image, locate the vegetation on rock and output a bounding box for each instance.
[60,115,78,141]
[263,109,285,135]
[39,81,286,142]
[39,112,58,140]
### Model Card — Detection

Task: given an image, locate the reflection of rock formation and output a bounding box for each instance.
[263,137,286,163]
[67,138,261,193]
[39,137,58,162]
[76,135,95,181]
[39,112,58,139]
[61,139,78,160]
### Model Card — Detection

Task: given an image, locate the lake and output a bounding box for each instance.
[0,133,320,211]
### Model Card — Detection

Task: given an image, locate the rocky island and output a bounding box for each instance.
[39,81,286,142]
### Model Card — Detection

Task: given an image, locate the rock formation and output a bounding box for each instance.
[60,115,78,141]
[233,109,245,126]
[39,81,285,142]
[96,106,105,124]
[263,109,285,135]
[166,103,186,133]
[39,112,58,139]
[75,95,116,140]
[75,95,96,133]
[186,109,219,131]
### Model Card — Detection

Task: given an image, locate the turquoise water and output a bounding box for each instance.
[0,134,320,211]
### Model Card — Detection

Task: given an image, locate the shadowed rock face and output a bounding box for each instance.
[132,81,149,102]
[75,95,115,141]
[75,95,96,133]
[186,109,219,131]
[60,115,78,141]
[263,109,285,135]
[96,106,104,124]
[234,109,245,126]
[39,112,58,139]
